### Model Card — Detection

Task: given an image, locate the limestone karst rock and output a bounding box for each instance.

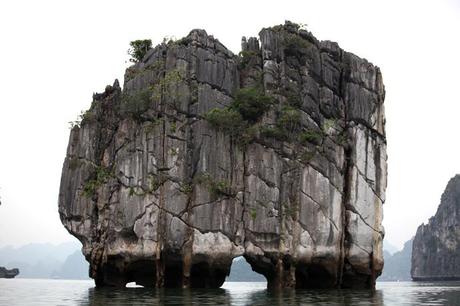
[411,175,460,280]
[58,21,387,289]
[0,267,19,279]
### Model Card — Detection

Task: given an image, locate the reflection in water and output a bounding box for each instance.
[1,279,460,305]
[82,283,385,306]
[83,287,232,306]
[380,282,460,306]
[243,287,383,306]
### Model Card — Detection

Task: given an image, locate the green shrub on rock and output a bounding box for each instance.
[238,50,259,69]
[120,88,153,119]
[249,208,257,220]
[204,86,273,145]
[238,125,258,147]
[68,110,96,129]
[204,107,246,136]
[299,130,323,145]
[82,166,113,198]
[232,87,273,122]
[128,39,152,63]
[259,108,303,142]
[277,106,302,139]
[195,172,233,198]
[300,150,316,162]
[283,34,310,59]
[259,126,287,141]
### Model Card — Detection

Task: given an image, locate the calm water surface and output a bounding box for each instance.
[1,279,460,305]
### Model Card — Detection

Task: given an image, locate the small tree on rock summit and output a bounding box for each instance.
[128,39,152,63]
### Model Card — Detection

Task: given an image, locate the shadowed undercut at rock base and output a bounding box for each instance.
[59,21,387,289]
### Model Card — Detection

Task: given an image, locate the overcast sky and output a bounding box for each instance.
[0,0,459,250]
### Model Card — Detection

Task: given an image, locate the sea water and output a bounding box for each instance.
[1,279,460,305]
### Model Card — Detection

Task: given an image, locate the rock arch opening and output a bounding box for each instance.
[226,256,266,283]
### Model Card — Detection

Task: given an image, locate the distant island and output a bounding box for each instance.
[227,257,265,282]
[0,242,89,280]
[0,267,19,278]
[379,239,413,281]
[412,175,460,280]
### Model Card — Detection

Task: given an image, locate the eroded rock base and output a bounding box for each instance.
[93,255,375,289]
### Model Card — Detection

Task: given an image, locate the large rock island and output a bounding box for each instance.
[411,175,460,280]
[59,21,387,289]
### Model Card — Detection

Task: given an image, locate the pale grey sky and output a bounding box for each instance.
[0,0,459,250]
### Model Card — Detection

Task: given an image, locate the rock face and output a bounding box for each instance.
[0,267,19,279]
[411,175,460,280]
[59,21,386,289]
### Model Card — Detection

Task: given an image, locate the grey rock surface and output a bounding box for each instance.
[411,175,460,280]
[59,21,387,289]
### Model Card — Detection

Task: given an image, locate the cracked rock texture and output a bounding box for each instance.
[411,175,460,280]
[59,21,387,289]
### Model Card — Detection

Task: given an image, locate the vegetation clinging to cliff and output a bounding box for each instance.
[128,39,152,63]
[233,87,273,122]
[283,34,311,59]
[120,88,153,119]
[204,87,273,145]
[204,108,246,136]
[82,166,113,198]
[204,86,327,148]
[195,172,233,198]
